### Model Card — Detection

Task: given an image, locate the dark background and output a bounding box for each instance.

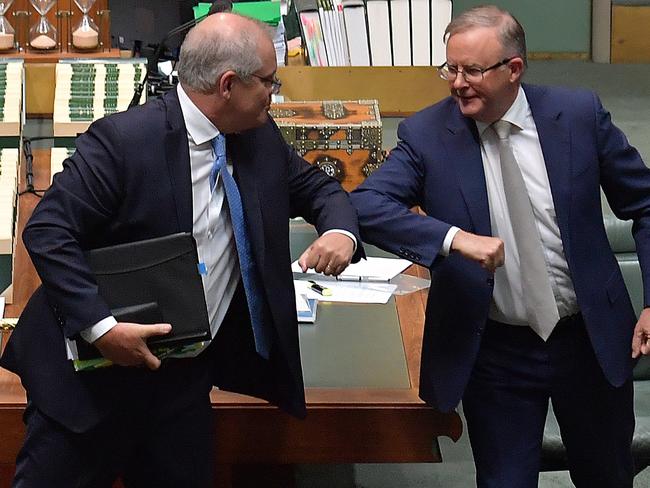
[109,0,197,53]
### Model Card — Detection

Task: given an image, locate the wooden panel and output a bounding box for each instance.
[611,6,650,63]
[277,66,450,117]
[24,63,55,116]
[212,404,461,464]
[24,56,129,117]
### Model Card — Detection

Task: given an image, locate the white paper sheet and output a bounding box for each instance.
[291,256,411,281]
[294,279,396,304]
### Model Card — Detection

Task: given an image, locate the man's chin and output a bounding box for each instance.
[458,98,482,118]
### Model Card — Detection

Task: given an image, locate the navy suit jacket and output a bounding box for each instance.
[351,84,650,412]
[1,89,362,432]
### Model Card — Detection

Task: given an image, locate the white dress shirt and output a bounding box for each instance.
[81,84,356,347]
[444,87,578,326]
[81,84,241,349]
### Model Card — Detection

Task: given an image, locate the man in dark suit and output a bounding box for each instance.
[1,13,361,488]
[350,5,650,487]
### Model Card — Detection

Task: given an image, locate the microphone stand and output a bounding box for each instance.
[129,13,210,109]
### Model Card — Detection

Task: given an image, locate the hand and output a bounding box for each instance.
[94,322,172,370]
[451,230,505,273]
[631,308,650,358]
[298,232,355,276]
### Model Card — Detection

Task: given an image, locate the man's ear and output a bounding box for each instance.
[509,58,525,82]
[218,70,238,100]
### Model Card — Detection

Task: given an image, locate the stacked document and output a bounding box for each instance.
[296,294,318,322]
[292,256,411,304]
[292,256,411,282]
[294,279,396,304]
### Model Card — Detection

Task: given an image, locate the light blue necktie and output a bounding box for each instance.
[211,134,271,359]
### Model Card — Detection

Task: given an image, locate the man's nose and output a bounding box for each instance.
[452,73,468,90]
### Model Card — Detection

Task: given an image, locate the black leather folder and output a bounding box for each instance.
[74,233,211,361]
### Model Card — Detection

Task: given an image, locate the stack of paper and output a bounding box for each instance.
[294,279,397,304]
[296,293,318,322]
[292,256,411,282]
[292,256,410,304]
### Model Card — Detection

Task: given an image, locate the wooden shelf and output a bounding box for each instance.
[26,65,450,118]
[1,47,122,64]
[277,66,450,116]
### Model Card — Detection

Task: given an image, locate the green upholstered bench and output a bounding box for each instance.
[541,203,650,473]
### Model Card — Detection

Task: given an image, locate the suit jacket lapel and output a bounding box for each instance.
[446,110,492,237]
[524,84,573,254]
[228,133,266,272]
[163,90,193,232]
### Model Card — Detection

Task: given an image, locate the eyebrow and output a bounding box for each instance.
[448,62,482,69]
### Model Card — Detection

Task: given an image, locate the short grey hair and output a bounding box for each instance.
[176,14,273,94]
[444,5,527,67]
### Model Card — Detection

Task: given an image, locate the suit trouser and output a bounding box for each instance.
[462,314,635,488]
[12,349,215,488]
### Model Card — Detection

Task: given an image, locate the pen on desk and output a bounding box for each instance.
[308,280,332,296]
[335,275,391,282]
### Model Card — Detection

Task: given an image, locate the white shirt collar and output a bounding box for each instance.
[476,85,528,137]
[177,83,220,145]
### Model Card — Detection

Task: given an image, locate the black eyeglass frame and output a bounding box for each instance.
[438,57,516,83]
[249,72,282,94]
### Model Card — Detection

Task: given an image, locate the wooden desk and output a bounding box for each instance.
[0,149,462,487]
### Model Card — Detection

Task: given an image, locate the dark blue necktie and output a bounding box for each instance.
[211,134,271,359]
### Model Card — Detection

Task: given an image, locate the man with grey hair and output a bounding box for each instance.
[351,4,650,487]
[1,12,361,487]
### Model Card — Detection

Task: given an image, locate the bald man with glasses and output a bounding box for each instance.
[351,5,650,487]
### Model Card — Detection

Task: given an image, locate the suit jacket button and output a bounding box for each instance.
[486,277,494,285]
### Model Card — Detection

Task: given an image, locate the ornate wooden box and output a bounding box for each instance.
[270,100,383,191]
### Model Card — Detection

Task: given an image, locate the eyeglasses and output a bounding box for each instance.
[250,73,282,94]
[438,57,515,83]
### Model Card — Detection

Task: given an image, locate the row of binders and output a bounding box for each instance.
[0,60,23,137]
[294,0,452,67]
[0,148,18,257]
[53,59,147,137]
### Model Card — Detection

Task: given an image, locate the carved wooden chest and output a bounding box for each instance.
[269,100,383,191]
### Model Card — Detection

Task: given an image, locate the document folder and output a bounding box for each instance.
[72,233,211,362]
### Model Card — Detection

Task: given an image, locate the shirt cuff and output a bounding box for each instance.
[441,226,461,256]
[79,316,118,344]
[323,229,357,253]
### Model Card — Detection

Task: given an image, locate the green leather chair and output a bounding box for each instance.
[541,201,650,474]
